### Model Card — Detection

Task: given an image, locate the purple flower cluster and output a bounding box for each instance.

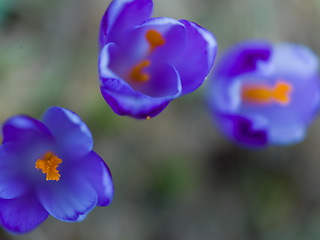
[208,40,320,147]
[98,0,217,119]
[0,0,219,234]
[1,0,320,235]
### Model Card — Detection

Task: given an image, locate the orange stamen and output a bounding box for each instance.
[128,30,165,84]
[241,80,292,105]
[35,152,62,181]
[145,29,166,53]
[129,60,151,83]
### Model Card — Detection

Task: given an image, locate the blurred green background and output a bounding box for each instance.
[1,0,320,239]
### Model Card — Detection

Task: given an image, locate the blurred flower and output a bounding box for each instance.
[98,0,217,119]
[209,40,320,147]
[0,107,113,233]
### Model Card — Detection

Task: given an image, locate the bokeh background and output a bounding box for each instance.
[1,0,320,239]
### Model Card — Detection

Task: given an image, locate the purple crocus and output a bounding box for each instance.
[0,107,113,233]
[98,0,217,119]
[208,40,320,147]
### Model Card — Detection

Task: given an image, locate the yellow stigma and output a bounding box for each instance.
[35,152,62,181]
[129,60,151,82]
[146,29,166,53]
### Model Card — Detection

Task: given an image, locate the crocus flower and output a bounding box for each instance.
[98,0,217,119]
[0,107,113,233]
[208,40,320,147]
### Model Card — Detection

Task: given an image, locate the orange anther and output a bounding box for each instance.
[128,30,165,84]
[129,60,151,83]
[145,29,165,53]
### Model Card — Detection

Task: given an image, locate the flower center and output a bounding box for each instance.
[241,80,292,105]
[129,29,166,83]
[35,152,62,181]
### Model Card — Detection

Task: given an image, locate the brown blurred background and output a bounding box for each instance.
[1,0,320,239]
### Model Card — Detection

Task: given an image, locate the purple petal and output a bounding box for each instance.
[42,107,93,157]
[0,192,48,233]
[0,144,30,199]
[0,176,27,200]
[100,86,173,119]
[76,151,113,206]
[2,115,52,144]
[172,20,217,94]
[268,123,306,145]
[100,0,153,46]
[135,62,182,98]
[99,44,182,118]
[214,40,272,78]
[37,168,98,222]
[216,114,268,147]
[263,43,319,78]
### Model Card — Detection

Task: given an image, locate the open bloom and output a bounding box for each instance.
[99,0,217,119]
[209,40,320,147]
[0,107,113,233]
